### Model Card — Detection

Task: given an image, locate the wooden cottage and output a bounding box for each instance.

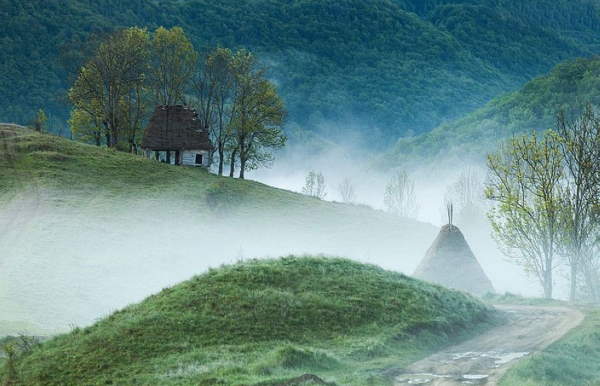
[141,105,212,167]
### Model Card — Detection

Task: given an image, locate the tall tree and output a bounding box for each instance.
[445,168,486,226]
[556,105,600,301]
[195,48,235,175]
[149,27,198,106]
[384,170,418,218]
[229,50,286,179]
[486,131,564,299]
[69,27,150,147]
[120,82,150,153]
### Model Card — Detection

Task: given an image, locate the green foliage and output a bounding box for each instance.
[3,256,495,385]
[388,56,600,165]
[500,309,600,386]
[486,131,565,298]
[1,344,18,386]
[3,0,600,138]
[149,26,198,106]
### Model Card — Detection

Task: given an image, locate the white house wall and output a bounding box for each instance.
[182,150,210,167]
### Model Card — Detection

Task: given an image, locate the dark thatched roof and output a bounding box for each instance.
[141,105,212,151]
[414,224,495,296]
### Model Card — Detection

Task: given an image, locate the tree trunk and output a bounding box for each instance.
[570,262,578,302]
[543,269,553,299]
[229,149,237,177]
[218,147,224,176]
[239,155,246,179]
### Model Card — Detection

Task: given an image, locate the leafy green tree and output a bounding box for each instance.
[229,50,286,179]
[486,131,564,299]
[69,27,150,148]
[556,105,600,301]
[149,27,198,106]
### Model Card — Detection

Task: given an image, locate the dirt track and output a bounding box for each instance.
[395,305,584,385]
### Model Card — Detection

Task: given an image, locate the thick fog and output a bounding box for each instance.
[0,130,567,335]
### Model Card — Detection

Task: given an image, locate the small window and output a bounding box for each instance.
[195,153,203,165]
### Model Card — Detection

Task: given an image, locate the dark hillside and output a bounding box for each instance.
[2,0,600,140]
[386,56,600,166]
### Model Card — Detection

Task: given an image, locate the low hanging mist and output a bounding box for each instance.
[0,130,550,334]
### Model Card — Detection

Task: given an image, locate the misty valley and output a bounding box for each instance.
[2,1,600,385]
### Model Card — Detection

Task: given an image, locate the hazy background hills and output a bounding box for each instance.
[3,0,600,143]
[386,56,600,166]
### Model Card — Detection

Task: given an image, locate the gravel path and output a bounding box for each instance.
[395,305,584,385]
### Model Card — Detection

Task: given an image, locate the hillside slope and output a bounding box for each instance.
[3,0,600,138]
[386,56,600,165]
[2,256,496,385]
[0,126,438,332]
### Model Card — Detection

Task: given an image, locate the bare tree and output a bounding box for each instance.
[556,105,600,301]
[384,170,418,218]
[338,178,356,203]
[486,131,564,299]
[302,171,327,200]
[445,168,486,226]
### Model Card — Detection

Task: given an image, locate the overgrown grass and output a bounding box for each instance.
[2,256,497,385]
[500,309,600,386]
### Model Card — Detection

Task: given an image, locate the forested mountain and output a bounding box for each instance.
[386,56,600,165]
[2,0,600,141]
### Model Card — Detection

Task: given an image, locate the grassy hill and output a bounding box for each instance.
[385,56,600,166]
[0,256,497,385]
[0,125,441,333]
[3,0,600,139]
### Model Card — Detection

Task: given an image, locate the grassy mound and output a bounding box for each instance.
[4,256,496,385]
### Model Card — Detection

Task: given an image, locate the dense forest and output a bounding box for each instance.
[2,0,600,141]
[386,56,600,165]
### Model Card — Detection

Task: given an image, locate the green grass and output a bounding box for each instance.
[1,256,498,385]
[500,308,600,386]
[482,292,568,307]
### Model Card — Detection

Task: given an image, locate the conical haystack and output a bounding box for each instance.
[414,224,494,296]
